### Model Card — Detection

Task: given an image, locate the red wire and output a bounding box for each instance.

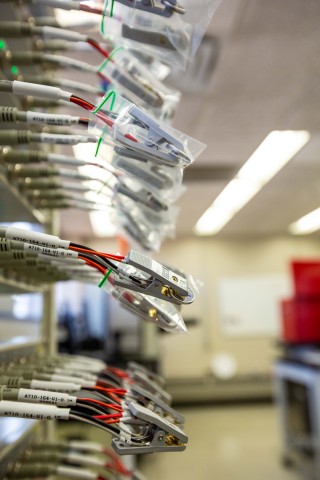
[108,367,130,379]
[94,413,122,420]
[69,245,124,261]
[87,38,110,59]
[69,96,138,139]
[79,256,106,275]
[79,398,123,412]
[80,3,104,15]
[103,449,132,476]
[98,71,112,84]
[87,386,127,395]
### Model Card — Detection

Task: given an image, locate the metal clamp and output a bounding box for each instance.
[129,384,185,425]
[112,402,187,454]
[116,181,168,212]
[115,0,185,18]
[114,250,195,305]
[115,106,191,167]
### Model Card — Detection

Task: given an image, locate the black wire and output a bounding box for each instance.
[70,242,95,251]
[79,252,119,273]
[97,372,123,386]
[79,389,120,403]
[73,403,108,416]
[79,118,89,126]
[71,243,146,287]
[70,412,120,435]
[71,242,120,271]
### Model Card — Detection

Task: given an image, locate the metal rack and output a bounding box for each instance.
[0,2,58,473]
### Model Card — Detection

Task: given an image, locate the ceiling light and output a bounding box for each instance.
[289,208,320,235]
[195,130,310,236]
[89,210,118,238]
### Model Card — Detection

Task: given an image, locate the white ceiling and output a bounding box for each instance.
[60,0,320,240]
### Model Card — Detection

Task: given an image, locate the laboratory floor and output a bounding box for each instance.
[139,403,300,480]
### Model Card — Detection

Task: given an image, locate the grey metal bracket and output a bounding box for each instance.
[129,384,185,425]
[115,0,184,18]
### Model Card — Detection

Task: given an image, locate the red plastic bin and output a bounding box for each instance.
[281,298,320,344]
[291,260,320,297]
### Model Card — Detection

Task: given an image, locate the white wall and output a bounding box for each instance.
[153,235,320,379]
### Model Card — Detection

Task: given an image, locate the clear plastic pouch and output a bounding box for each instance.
[112,156,185,203]
[127,49,171,80]
[98,47,180,120]
[110,261,188,333]
[101,0,222,69]
[116,288,188,333]
[114,176,169,213]
[115,197,168,251]
[89,91,206,168]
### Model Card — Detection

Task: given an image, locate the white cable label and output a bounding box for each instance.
[0,401,70,420]
[40,133,88,145]
[56,466,97,480]
[26,111,76,126]
[23,243,77,258]
[5,227,69,249]
[30,380,81,393]
[17,389,77,406]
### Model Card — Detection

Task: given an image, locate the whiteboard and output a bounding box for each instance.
[216,274,292,337]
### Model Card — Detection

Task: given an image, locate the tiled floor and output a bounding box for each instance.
[139,403,300,480]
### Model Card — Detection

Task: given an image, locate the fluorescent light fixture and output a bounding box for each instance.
[89,210,118,238]
[289,208,320,235]
[195,130,310,235]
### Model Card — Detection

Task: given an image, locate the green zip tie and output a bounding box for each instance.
[101,0,108,34]
[93,90,116,114]
[101,0,115,34]
[95,137,103,157]
[99,268,113,288]
[110,0,115,17]
[98,46,125,70]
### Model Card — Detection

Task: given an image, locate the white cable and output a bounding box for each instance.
[43,54,97,73]
[39,133,96,145]
[68,440,104,453]
[36,0,82,10]
[41,25,87,42]
[38,254,85,265]
[12,80,72,101]
[41,373,95,387]
[56,465,98,480]
[65,452,104,468]
[47,153,93,166]
[30,379,82,393]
